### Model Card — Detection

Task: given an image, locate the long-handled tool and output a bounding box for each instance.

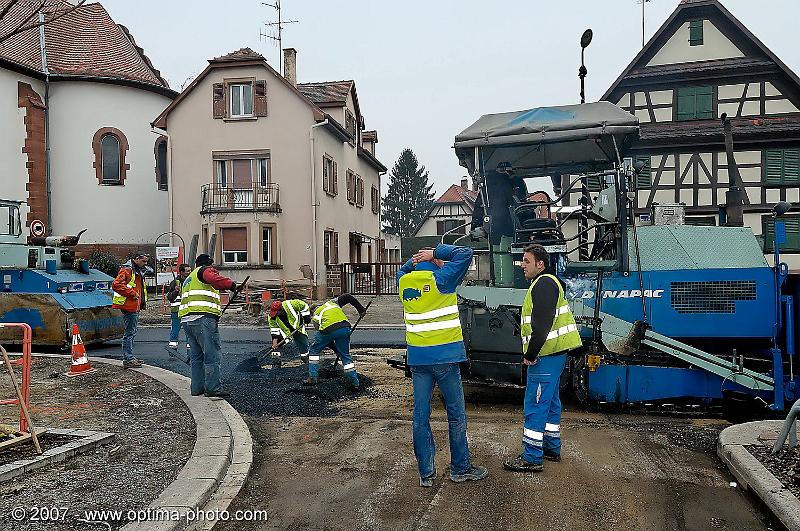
[221,275,250,315]
[331,299,373,369]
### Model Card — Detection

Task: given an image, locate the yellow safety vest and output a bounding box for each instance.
[178,267,221,318]
[520,273,581,356]
[312,300,350,333]
[112,269,148,307]
[399,270,463,348]
[270,300,310,339]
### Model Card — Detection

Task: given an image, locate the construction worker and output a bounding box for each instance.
[112,250,151,369]
[179,254,237,398]
[397,244,488,487]
[307,294,366,389]
[166,264,192,348]
[265,299,312,369]
[504,244,582,472]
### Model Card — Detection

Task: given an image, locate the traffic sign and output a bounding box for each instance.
[30,219,46,237]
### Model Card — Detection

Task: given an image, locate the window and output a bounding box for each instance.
[324,229,339,264]
[323,155,338,196]
[635,155,652,189]
[92,127,129,185]
[371,185,379,214]
[345,110,357,144]
[764,149,800,185]
[257,158,270,187]
[689,20,703,46]
[677,86,713,121]
[763,215,800,252]
[155,137,168,191]
[101,134,120,183]
[229,83,253,117]
[261,226,273,265]
[216,160,228,187]
[346,170,356,204]
[437,219,466,235]
[0,203,21,236]
[355,175,365,207]
[221,227,248,264]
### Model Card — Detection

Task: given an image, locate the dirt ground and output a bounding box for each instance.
[0,357,194,530]
[219,351,775,531]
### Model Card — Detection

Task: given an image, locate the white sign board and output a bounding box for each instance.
[156,246,180,260]
[157,272,176,285]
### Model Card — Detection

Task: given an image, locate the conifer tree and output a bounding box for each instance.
[382,148,435,237]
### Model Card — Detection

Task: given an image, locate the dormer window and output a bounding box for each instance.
[689,20,703,46]
[230,83,253,117]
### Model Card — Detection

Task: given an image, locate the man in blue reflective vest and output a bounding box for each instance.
[397,244,488,488]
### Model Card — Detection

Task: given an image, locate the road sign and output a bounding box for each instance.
[155,246,183,285]
[155,246,180,260]
[30,219,45,237]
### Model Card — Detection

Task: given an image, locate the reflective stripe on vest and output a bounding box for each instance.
[178,268,221,318]
[271,300,309,339]
[312,300,349,332]
[399,270,463,348]
[112,269,147,307]
[520,273,582,357]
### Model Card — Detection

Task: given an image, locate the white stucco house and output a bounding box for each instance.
[0,0,177,258]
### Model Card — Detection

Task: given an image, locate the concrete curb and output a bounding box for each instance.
[29,354,253,531]
[717,420,800,530]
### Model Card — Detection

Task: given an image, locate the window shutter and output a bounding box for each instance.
[635,155,652,189]
[784,149,800,183]
[677,87,696,121]
[221,227,247,251]
[213,83,225,118]
[333,161,338,195]
[696,86,713,119]
[333,232,339,263]
[586,175,601,192]
[689,20,703,46]
[254,80,267,117]
[437,221,444,235]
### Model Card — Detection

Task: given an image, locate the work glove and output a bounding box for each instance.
[303,314,312,324]
[470,226,487,241]
[229,281,238,292]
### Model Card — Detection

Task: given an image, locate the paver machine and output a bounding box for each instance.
[0,200,124,347]
[400,101,799,413]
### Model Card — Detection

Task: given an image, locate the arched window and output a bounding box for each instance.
[92,127,130,185]
[155,136,168,190]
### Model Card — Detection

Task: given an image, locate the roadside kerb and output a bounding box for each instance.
[717,420,800,530]
[26,353,253,531]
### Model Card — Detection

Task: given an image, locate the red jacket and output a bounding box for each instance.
[112,264,146,312]
[197,266,235,291]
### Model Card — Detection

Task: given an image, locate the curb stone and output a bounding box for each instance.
[717,420,800,530]
[29,353,253,531]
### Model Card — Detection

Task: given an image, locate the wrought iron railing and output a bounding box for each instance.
[200,182,280,213]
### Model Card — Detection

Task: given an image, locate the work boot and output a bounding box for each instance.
[302,377,318,386]
[543,452,561,462]
[503,455,543,472]
[204,390,230,398]
[419,475,435,488]
[123,359,143,369]
[449,465,488,483]
[168,341,178,348]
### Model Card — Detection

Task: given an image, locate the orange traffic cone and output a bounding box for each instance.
[65,324,96,377]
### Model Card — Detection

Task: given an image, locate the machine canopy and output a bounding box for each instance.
[454,101,639,178]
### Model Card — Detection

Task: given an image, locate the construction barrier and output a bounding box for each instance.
[0,323,33,433]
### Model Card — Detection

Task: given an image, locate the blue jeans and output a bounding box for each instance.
[410,363,471,479]
[522,353,567,464]
[309,328,358,386]
[121,311,139,361]
[184,316,223,395]
[169,312,182,342]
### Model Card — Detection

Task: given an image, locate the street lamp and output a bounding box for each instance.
[579,29,593,104]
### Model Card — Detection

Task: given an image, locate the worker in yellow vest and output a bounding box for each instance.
[307,294,366,389]
[397,244,488,488]
[504,244,582,473]
[112,251,150,369]
[265,299,312,369]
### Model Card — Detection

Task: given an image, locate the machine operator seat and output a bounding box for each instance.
[511,202,563,246]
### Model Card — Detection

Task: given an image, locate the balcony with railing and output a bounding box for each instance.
[200,182,281,214]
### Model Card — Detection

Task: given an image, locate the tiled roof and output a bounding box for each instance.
[0,0,169,89]
[437,183,477,204]
[297,80,353,105]
[210,47,264,63]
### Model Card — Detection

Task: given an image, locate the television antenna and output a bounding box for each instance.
[636,0,653,47]
[260,1,299,75]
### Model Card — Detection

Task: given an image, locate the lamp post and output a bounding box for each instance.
[579,29,593,104]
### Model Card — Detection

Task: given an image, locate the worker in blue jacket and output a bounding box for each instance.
[396,244,488,488]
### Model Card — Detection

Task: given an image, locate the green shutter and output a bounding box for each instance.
[764,148,800,185]
[763,216,800,252]
[696,86,713,119]
[635,155,652,189]
[586,175,602,192]
[689,20,704,46]
[677,87,696,121]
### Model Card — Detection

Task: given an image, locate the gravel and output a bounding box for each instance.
[746,444,800,499]
[0,357,195,530]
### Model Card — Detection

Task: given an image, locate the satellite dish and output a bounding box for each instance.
[581,29,593,49]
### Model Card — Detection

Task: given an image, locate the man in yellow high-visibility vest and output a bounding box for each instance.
[504,244,582,473]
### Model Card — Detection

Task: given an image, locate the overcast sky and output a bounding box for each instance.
[102,0,800,197]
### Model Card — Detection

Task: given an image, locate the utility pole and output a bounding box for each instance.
[637,0,653,47]
[260,1,299,75]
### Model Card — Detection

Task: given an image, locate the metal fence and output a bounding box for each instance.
[336,262,403,295]
[200,182,280,213]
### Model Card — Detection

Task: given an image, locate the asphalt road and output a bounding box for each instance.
[86,327,778,530]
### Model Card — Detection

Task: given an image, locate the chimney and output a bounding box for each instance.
[283,48,297,86]
[460,177,468,190]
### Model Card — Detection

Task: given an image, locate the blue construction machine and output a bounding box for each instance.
[437,101,800,414]
[0,200,124,347]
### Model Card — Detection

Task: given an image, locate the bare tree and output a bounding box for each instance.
[0,0,87,45]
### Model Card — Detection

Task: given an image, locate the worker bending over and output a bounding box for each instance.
[308,293,366,389]
[504,244,581,472]
[266,299,311,369]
